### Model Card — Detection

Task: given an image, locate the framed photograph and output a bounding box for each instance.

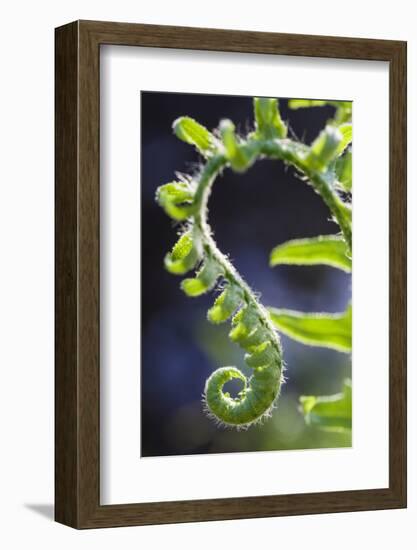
[55,20,406,528]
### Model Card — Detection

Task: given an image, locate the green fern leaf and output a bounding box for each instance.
[268,305,352,352]
[270,235,351,272]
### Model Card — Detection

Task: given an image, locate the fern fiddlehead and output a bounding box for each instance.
[156,98,352,428]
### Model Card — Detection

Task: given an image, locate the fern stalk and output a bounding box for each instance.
[156,97,352,428]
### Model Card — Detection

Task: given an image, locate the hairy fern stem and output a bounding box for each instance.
[156,97,352,428]
[193,154,283,353]
[260,141,352,251]
[191,153,284,428]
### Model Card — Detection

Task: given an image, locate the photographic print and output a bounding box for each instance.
[141,92,352,457]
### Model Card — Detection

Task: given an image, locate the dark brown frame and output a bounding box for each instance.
[55,20,407,529]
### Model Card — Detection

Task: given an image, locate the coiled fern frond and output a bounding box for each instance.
[156,98,352,428]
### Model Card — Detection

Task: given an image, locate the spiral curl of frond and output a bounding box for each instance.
[156,98,352,427]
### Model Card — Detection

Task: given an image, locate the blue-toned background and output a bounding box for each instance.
[141,92,351,457]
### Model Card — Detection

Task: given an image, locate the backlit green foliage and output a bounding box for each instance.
[156,97,352,430]
[299,380,352,432]
[270,235,351,272]
[269,306,352,353]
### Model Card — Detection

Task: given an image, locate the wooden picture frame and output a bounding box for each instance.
[55,20,407,529]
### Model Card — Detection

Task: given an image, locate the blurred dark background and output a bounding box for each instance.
[141,91,351,457]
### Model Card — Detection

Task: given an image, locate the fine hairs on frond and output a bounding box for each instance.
[201,372,285,431]
[156,97,352,428]
[174,171,193,184]
[287,121,301,143]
